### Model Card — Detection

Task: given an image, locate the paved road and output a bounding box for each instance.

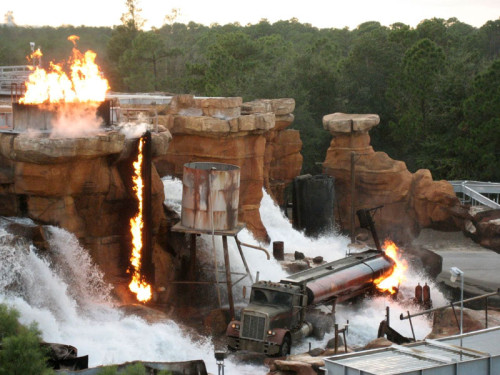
[414,229,500,300]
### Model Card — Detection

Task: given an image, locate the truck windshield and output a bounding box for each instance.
[250,289,292,307]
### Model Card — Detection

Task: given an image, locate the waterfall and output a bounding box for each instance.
[163,176,446,350]
[0,221,263,374]
[0,177,447,374]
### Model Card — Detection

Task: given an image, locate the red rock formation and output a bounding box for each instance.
[0,130,174,290]
[322,113,459,243]
[156,96,302,242]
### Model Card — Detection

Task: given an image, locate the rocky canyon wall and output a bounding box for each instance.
[0,130,173,294]
[154,95,302,243]
[322,113,460,243]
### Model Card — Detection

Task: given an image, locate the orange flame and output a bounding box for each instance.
[128,138,152,302]
[28,48,43,62]
[374,239,408,294]
[19,36,109,105]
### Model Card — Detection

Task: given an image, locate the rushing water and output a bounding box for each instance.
[0,176,447,374]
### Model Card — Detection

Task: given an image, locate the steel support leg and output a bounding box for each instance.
[222,236,235,319]
[235,235,253,283]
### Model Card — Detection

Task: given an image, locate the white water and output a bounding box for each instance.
[162,176,447,352]
[0,223,228,373]
[0,176,447,375]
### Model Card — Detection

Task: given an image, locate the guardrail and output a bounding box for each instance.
[0,65,31,96]
[400,289,500,340]
[449,180,500,209]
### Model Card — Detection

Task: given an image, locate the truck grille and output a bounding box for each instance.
[241,314,266,340]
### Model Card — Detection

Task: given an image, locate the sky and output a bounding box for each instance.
[1,0,499,30]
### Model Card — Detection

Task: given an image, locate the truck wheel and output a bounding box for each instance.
[278,335,291,357]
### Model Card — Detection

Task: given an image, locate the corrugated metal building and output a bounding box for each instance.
[324,326,500,375]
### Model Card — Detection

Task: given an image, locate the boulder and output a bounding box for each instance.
[156,96,302,242]
[412,169,459,231]
[426,307,484,339]
[0,131,171,289]
[242,98,295,116]
[322,346,353,356]
[464,209,500,253]
[363,337,393,350]
[323,113,380,133]
[0,131,125,163]
[272,360,317,375]
[199,97,242,119]
[326,335,344,349]
[322,112,460,243]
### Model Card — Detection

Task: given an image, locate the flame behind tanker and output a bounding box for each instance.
[227,249,395,356]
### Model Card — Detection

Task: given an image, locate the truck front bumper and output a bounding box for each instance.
[227,336,280,356]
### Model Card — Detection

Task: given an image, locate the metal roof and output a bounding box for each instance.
[325,326,500,375]
[439,327,500,356]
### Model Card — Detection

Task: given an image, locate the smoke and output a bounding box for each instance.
[17,128,44,139]
[50,103,102,138]
[116,118,148,139]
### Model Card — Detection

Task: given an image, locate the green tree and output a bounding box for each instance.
[97,366,118,375]
[0,318,53,375]
[119,31,169,91]
[456,60,500,180]
[107,0,145,89]
[387,38,446,170]
[0,304,21,340]
[198,31,260,97]
[120,0,145,31]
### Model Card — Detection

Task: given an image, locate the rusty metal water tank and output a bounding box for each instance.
[181,162,240,231]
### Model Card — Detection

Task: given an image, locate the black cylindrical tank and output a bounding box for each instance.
[292,174,335,237]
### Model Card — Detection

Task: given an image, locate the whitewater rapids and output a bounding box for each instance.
[0,177,447,373]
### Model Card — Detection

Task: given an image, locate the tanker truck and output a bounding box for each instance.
[226,249,395,356]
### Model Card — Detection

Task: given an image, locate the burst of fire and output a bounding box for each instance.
[374,239,408,294]
[128,138,152,302]
[19,35,109,105]
[28,48,43,61]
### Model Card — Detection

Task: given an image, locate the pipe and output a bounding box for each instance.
[236,238,270,260]
[400,289,500,320]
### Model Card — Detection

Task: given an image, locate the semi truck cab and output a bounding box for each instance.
[227,281,307,356]
[226,249,395,356]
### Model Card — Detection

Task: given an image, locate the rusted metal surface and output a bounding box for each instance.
[12,101,111,131]
[12,102,53,131]
[303,252,394,305]
[181,162,240,231]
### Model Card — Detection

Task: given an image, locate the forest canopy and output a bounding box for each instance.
[1,15,499,181]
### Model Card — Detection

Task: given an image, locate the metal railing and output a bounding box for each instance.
[449,180,500,209]
[400,289,500,341]
[0,66,31,96]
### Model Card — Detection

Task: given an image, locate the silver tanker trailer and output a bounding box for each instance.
[226,249,395,356]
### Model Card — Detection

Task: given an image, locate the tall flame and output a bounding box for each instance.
[374,239,408,294]
[19,36,109,104]
[128,138,152,302]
